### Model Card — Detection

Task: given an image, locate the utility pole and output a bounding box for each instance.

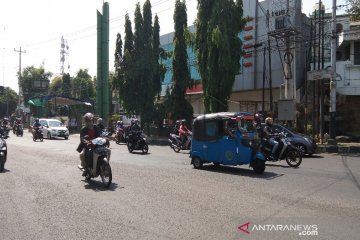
[330,0,337,139]
[268,38,273,114]
[14,47,26,110]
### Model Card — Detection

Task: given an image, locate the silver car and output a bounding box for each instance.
[39,119,70,140]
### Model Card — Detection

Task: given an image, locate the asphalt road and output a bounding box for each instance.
[1,131,359,240]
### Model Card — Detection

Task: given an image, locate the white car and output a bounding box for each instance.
[39,119,70,140]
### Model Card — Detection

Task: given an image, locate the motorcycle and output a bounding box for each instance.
[115,128,126,144]
[33,127,44,142]
[100,128,112,147]
[127,130,149,153]
[78,136,112,187]
[1,126,10,138]
[168,131,192,153]
[16,124,24,137]
[261,132,302,167]
[0,133,8,172]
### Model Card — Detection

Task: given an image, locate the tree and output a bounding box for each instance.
[49,75,63,95]
[72,69,95,101]
[0,87,17,118]
[196,0,245,113]
[62,73,71,97]
[21,66,52,105]
[347,0,360,21]
[169,0,193,122]
[116,13,137,114]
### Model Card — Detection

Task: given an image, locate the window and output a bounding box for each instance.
[354,41,360,65]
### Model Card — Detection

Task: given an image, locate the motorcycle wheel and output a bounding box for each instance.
[173,143,181,153]
[253,160,266,174]
[0,156,4,172]
[33,137,36,141]
[192,157,203,169]
[40,136,44,142]
[127,142,134,153]
[286,149,302,168]
[142,143,149,154]
[99,158,112,188]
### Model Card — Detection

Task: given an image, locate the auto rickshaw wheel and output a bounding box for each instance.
[253,160,265,174]
[192,157,203,169]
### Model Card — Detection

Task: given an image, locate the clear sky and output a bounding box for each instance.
[0,0,348,93]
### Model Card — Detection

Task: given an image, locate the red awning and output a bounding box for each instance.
[186,84,203,95]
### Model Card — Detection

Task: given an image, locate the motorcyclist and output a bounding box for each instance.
[32,118,42,137]
[179,119,190,146]
[77,113,101,176]
[115,121,124,131]
[131,119,141,132]
[264,117,279,160]
[14,118,22,132]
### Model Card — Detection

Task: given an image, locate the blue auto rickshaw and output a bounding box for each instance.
[190,112,266,174]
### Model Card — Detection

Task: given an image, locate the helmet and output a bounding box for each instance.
[34,118,39,122]
[181,119,186,124]
[176,120,180,124]
[265,117,273,124]
[83,112,94,122]
[117,121,121,124]
[97,118,103,124]
[254,112,263,121]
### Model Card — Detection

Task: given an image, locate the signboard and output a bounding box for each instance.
[307,70,333,80]
[277,99,295,121]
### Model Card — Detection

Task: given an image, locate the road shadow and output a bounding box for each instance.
[265,163,292,168]
[199,165,283,180]
[129,152,151,155]
[303,155,323,158]
[83,180,122,191]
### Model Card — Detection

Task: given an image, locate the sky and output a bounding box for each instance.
[0,0,348,93]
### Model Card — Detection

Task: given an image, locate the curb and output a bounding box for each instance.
[317,145,360,154]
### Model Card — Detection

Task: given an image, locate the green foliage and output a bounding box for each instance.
[71,69,95,101]
[347,0,360,21]
[168,0,193,122]
[195,0,245,113]
[62,73,71,97]
[0,87,17,118]
[21,66,52,105]
[114,1,166,125]
[49,76,63,95]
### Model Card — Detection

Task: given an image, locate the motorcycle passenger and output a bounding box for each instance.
[264,117,279,160]
[179,119,190,146]
[97,118,105,131]
[77,113,101,176]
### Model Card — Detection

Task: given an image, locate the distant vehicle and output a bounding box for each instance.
[39,119,70,140]
[262,123,317,156]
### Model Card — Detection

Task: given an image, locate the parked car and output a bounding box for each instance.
[39,119,70,140]
[262,123,317,156]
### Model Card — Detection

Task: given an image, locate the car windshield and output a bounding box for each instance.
[48,120,64,127]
